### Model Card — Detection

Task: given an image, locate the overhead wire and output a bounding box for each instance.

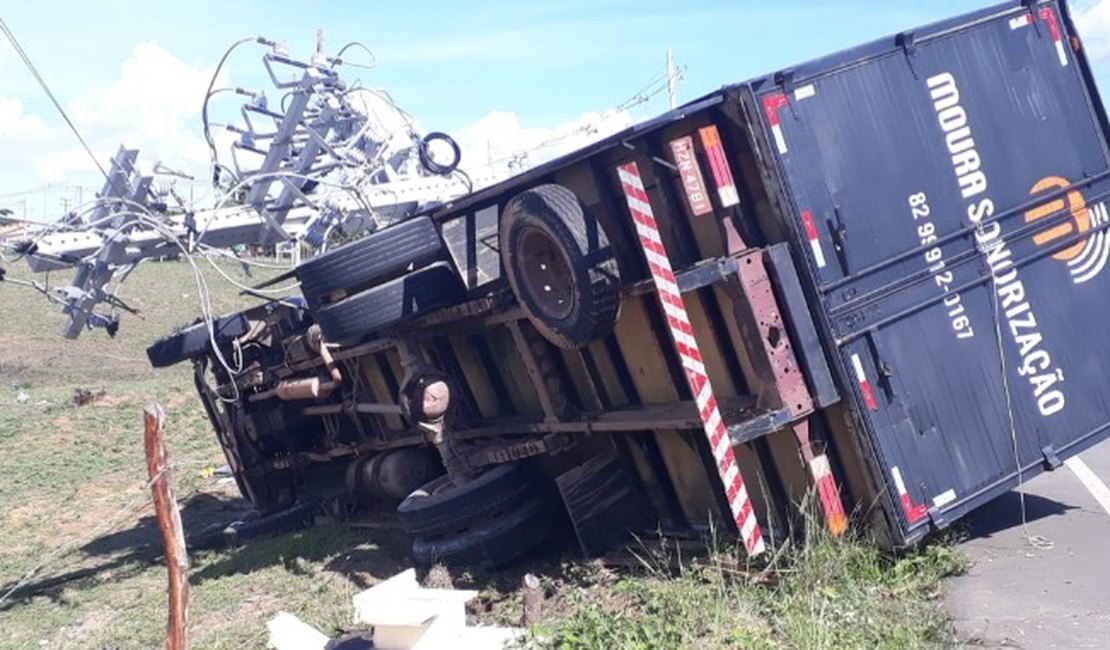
[199,245,299,270]
[200,252,301,296]
[0,466,170,607]
[42,195,253,396]
[5,42,380,347]
[334,41,376,70]
[6,30,589,356]
[474,61,680,173]
[202,37,257,188]
[0,459,218,607]
[0,14,116,191]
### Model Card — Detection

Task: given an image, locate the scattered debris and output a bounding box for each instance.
[266,612,331,650]
[267,569,525,650]
[16,390,28,404]
[521,573,542,627]
[71,388,107,407]
[198,464,233,478]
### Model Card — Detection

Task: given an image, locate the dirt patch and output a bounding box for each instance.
[28,413,83,443]
[48,607,118,648]
[3,498,54,530]
[84,393,136,409]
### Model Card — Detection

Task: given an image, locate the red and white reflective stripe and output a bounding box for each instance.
[850,353,878,411]
[800,210,827,269]
[763,94,789,154]
[617,161,765,557]
[891,466,928,523]
[1009,13,1032,30]
[696,126,740,208]
[761,86,815,156]
[808,454,848,535]
[669,136,713,216]
[1039,8,1069,67]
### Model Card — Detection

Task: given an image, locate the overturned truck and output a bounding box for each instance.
[150,0,1110,564]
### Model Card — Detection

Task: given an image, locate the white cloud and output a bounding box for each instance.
[455,108,633,185]
[0,96,51,140]
[0,42,223,219]
[1076,0,1110,62]
[0,38,632,219]
[64,42,223,178]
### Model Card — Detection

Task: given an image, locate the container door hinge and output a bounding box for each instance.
[826,204,850,273]
[1041,445,1062,470]
[1020,1,1043,37]
[927,505,949,530]
[865,332,898,404]
[896,32,918,78]
[774,69,799,119]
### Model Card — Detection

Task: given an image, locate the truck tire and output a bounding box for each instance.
[295,217,444,308]
[313,262,465,345]
[411,497,552,568]
[396,463,533,537]
[147,312,250,368]
[500,184,621,349]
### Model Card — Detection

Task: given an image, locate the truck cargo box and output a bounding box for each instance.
[745,0,1110,543]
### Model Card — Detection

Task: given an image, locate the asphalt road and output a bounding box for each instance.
[947,440,1110,648]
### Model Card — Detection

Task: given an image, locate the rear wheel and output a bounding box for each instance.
[396,463,533,537]
[500,184,621,349]
[410,497,552,568]
[398,463,551,568]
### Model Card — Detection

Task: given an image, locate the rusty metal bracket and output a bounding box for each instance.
[728,249,814,420]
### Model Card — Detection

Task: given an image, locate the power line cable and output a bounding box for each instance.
[0,14,113,186]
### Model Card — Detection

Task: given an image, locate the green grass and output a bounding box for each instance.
[0,258,413,648]
[526,526,968,650]
[0,258,969,648]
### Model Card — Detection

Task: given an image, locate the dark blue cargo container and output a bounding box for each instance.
[746,0,1110,544]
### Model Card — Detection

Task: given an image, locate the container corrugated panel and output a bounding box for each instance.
[748,0,1110,543]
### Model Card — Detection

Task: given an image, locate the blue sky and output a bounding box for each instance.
[0,0,1107,219]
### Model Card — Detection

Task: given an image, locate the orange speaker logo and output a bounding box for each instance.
[1026,176,1110,284]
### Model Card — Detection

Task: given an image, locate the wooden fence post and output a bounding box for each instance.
[144,403,189,650]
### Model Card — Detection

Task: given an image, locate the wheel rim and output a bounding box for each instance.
[518,226,576,320]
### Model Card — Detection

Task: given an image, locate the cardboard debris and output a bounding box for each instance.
[267,611,330,650]
[266,569,526,650]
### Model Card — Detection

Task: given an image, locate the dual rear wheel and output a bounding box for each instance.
[396,463,552,568]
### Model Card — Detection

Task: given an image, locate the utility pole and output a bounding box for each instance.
[667,48,677,110]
